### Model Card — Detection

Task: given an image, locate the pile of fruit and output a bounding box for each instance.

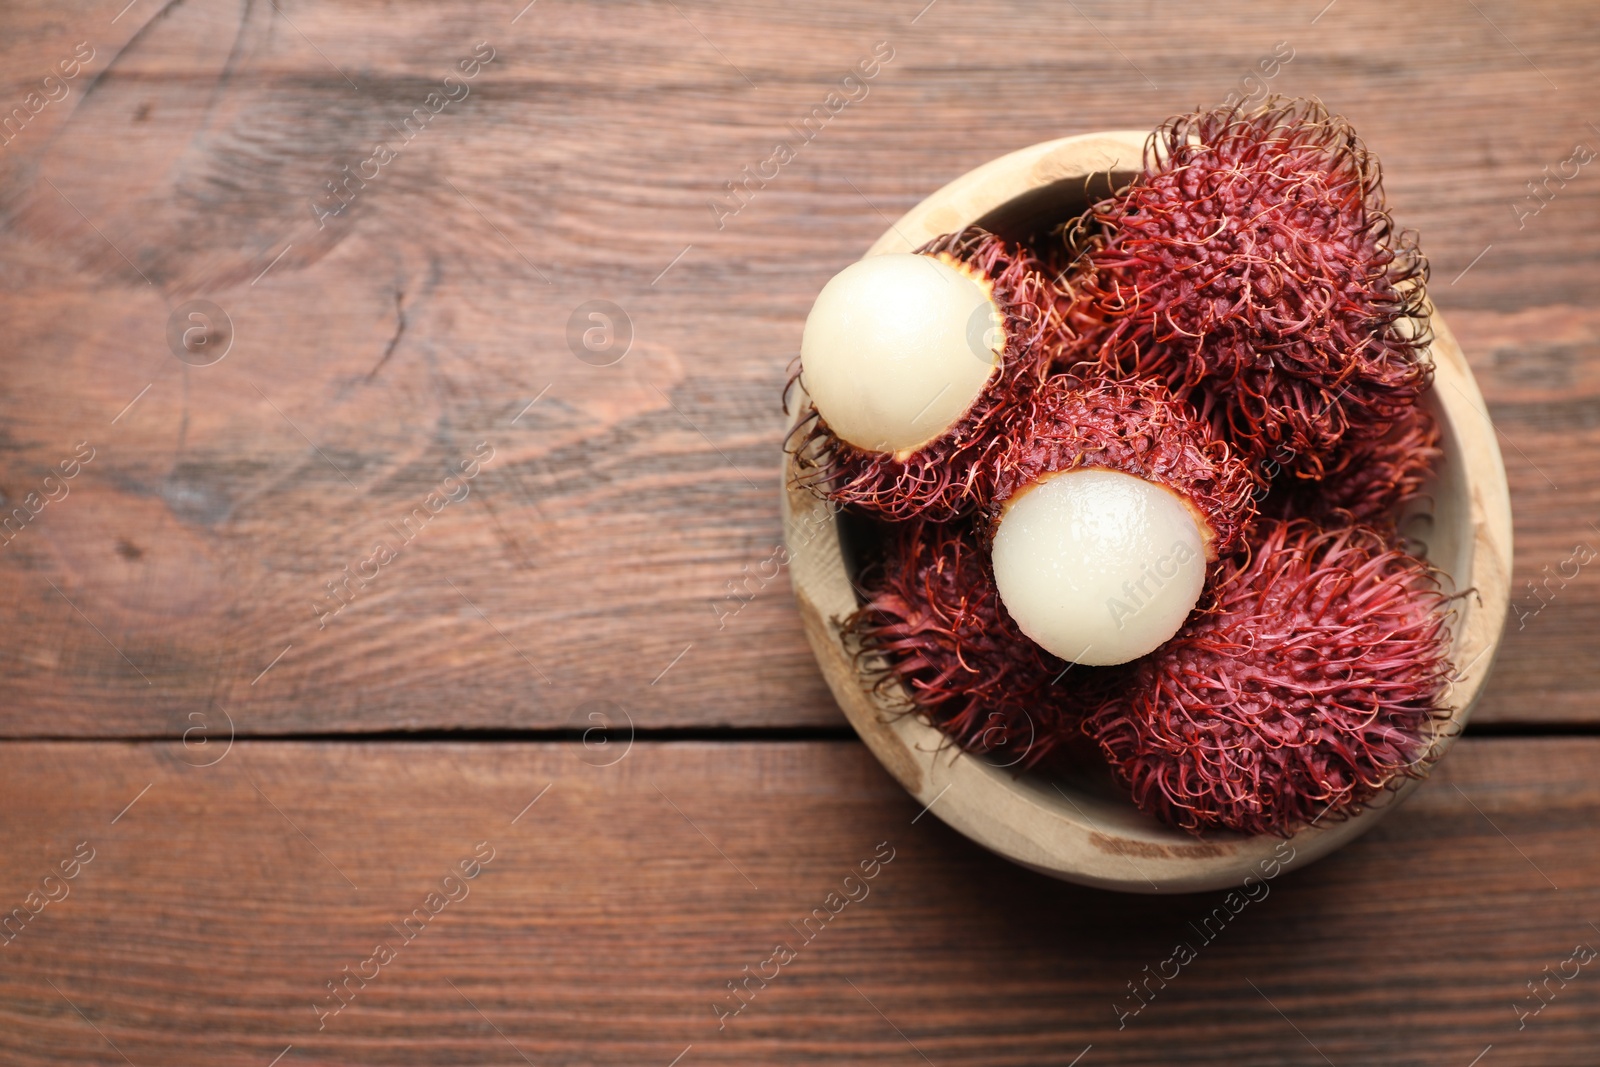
[786,98,1456,838]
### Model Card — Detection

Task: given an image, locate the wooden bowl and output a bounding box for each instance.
[782,131,1514,893]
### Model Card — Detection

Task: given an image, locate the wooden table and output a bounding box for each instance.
[2,0,1597,1062]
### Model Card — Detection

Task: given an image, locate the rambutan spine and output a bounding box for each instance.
[1071,97,1435,477]
[787,228,1076,521]
[986,375,1262,560]
[843,517,1108,770]
[1264,401,1443,528]
[1084,518,1455,837]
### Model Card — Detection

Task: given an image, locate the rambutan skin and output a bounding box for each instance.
[1075,97,1434,476]
[787,228,1073,521]
[1084,518,1454,837]
[987,375,1261,559]
[1264,402,1443,529]
[844,517,1108,771]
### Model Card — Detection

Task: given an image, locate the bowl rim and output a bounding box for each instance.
[782,130,1514,893]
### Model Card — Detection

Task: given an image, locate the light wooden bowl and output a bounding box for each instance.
[783,131,1514,893]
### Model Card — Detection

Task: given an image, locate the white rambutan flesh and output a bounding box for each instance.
[799,253,1003,456]
[991,468,1206,666]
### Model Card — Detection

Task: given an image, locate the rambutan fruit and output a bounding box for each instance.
[1084,518,1454,837]
[844,517,1110,771]
[787,228,1072,521]
[1075,97,1433,477]
[1264,403,1442,528]
[984,376,1260,666]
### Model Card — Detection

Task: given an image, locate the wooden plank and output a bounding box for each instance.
[1450,305,1600,724]
[1,738,1598,1064]
[0,0,1595,732]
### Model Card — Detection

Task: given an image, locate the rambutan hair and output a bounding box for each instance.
[1084,518,1455,837]
[1074,97,1434,477]
[787,228,1075,521]
[1264,402,1443,528]
[987,375,1262,559]
[844,517,1110,770]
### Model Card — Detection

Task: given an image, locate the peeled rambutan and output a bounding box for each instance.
[787,228,1073,521]
[988,376,1260,557]
[983,376,1260,666]
[843,517,1108,771]
[1084,518,1454,837]
[1074,97,1433,477]
[1264,403,1442,528]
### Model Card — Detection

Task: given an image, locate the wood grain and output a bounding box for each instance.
[1,739,1598,1065]
[0,0,1595,734]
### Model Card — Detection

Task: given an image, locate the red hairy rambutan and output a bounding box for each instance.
[1264,403,1443,528]
[1084,518,1454,837]
[1074,97,1433,477]
[787,228,1075,521]
[844,517,1111,770]
[987,375,1261,560]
